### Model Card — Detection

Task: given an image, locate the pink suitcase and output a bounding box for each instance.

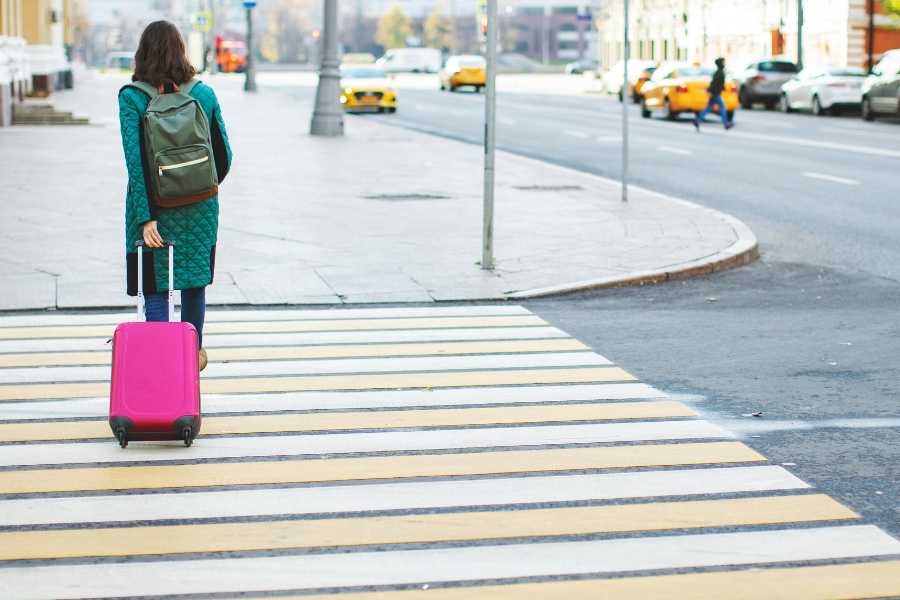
[109,242,201,448]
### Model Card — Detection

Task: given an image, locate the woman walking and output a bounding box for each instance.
[119,20,232,371]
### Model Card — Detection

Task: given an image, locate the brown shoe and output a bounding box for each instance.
[199,348,208,372]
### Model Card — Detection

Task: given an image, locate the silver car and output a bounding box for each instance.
[735,59,800,110]
[779,67,867,116]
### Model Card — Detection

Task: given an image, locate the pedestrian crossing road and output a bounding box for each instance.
[0,304,897,599]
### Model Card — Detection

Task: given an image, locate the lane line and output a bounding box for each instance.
[0,420,729,469]
[1,526,894,598]
[0,315,548,341]
[0,495,855,561]
[0,326,571,354]
[0,442,761,495]
[0,339,591,368]
[657,145,692,156]
[564,130,590,139]
[0,401,696,443]
[596,135,622,142]
[0,352,613,385]
[292,560,900,600]
[0,383,667,421]
[0,466,800,527]
[0,366,637,401]
[802,171,860,186]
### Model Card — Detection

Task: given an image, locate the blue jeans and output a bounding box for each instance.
[696,94,729,127]
[145,287,206,348]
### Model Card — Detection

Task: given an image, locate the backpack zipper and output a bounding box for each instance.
[158,155,209,176]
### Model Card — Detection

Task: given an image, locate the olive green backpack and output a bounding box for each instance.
[123,80,218,208]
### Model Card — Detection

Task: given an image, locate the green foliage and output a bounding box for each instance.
[376,4,412,50]
[423,5,453,50]
[882,0,900,16]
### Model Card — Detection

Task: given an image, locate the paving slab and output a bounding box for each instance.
[0,69,757,310]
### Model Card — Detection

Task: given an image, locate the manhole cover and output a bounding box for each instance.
[363,193,451,201]
[513,185,584,191]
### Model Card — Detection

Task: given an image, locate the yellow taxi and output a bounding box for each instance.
[631,65,657,103]
[640,63,738,120]
[340,64,398,113]
[439,55,486,92]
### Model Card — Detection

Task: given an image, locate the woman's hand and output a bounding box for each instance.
[142,220,164,248]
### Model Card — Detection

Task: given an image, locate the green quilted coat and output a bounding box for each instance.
[119,81,232,295]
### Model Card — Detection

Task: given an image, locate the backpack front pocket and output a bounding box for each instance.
[155,145,216,200]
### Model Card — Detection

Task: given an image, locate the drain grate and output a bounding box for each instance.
[513,185,584,191]
[363,193,451,201]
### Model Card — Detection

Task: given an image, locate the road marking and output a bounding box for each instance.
[0,366,636,401]
[0,352,612,385]
[0,442,761,495]
[1,526,895,598]
[0,306,531,328]
[657,145,693,156]
[564,130,590,139]
[0,326,570,354]
[802,171,860,186]
[0,383,667,421]
[0,420,729,470]
[498,117,516,125]
[0,315,548,341]
[596,135,622,142]
[0,466,799,527]
[294,560,900,600]
[0,401,695,443]
[710,128,900,159]
[0,495,855,561]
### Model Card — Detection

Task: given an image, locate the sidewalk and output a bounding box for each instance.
[0,70,757,310]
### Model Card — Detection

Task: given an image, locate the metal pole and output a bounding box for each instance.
[543,5,551,65]
[796,0,803,70]
[310,0,344,136]
[243,5,257,91]
[482,0,497,270]
[621,0,629,203]
[867,0,875,71]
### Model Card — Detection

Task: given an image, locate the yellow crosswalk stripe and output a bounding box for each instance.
[0,495,856,561]
[0,316,547,340]
[0,339,590,368]
[0,366,635,401]
[287,560,900,600]
[0,400,695,443]
[0,442,762,494]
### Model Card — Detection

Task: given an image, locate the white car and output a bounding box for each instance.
[601,59,656,100]
[779,66,867,116]
[375,48,442,74]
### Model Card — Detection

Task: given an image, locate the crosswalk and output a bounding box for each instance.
[0,304,897,599]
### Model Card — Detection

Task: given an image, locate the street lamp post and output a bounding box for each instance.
[243,0,257,92]
[797,0,804,70]
[310,0,344,136]
[621,0,629,203]
[482,0,497,270]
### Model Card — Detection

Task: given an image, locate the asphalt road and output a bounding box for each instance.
[356,77,900,538]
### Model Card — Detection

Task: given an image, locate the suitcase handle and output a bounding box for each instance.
[135,240,175,322]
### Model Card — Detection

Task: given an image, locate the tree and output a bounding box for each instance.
[423,4,453,51]
[376,4,411,50]
[882,0,900,16]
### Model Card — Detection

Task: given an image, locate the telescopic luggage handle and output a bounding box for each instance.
[135,240,175,322]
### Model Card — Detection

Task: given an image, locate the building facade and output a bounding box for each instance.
[596,0,900,71]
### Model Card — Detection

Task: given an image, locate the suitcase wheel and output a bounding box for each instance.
[115,428,128,448]
[182,426,193,447]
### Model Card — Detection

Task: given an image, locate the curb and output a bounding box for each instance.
[503,159,760,300]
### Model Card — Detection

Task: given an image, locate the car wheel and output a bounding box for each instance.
[664,98,678,121]
[779,94,793,113]
[812,95,825,116]
[632,93,641,105]
[618,89,624,102]
[439,82,445,91]
[387,107,396,113]
[739,89,753,110]
[861,96,874,121]
[641,100,651,119]
[764,101,776,110]
[449,85,456,93]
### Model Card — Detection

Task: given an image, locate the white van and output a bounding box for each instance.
[376,48,442,74]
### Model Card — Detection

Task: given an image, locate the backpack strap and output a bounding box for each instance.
[120,81,159,99]
[180,79,200,95]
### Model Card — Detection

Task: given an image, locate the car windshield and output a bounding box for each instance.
[759,61,799,73]
[341,67,386,78]
[458,56,486,68]
[678,66,714,77]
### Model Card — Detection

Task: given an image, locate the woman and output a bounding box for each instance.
[119,20,232,371]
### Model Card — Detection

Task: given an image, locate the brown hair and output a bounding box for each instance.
[133,20,195,88]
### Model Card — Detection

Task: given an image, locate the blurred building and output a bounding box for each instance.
[596,0,900,71]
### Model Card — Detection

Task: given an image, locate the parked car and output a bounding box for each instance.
[439,55,486,92]
[861,49,900,121]
[342,52,376,65]
[780,67,867,116]
[601,59,656,101]
[565,58,599,75]
[376,48,442,73]
[734,58,799,109]
[339,64,397,113]
[632,65,658,104]
[640,62,738,121]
